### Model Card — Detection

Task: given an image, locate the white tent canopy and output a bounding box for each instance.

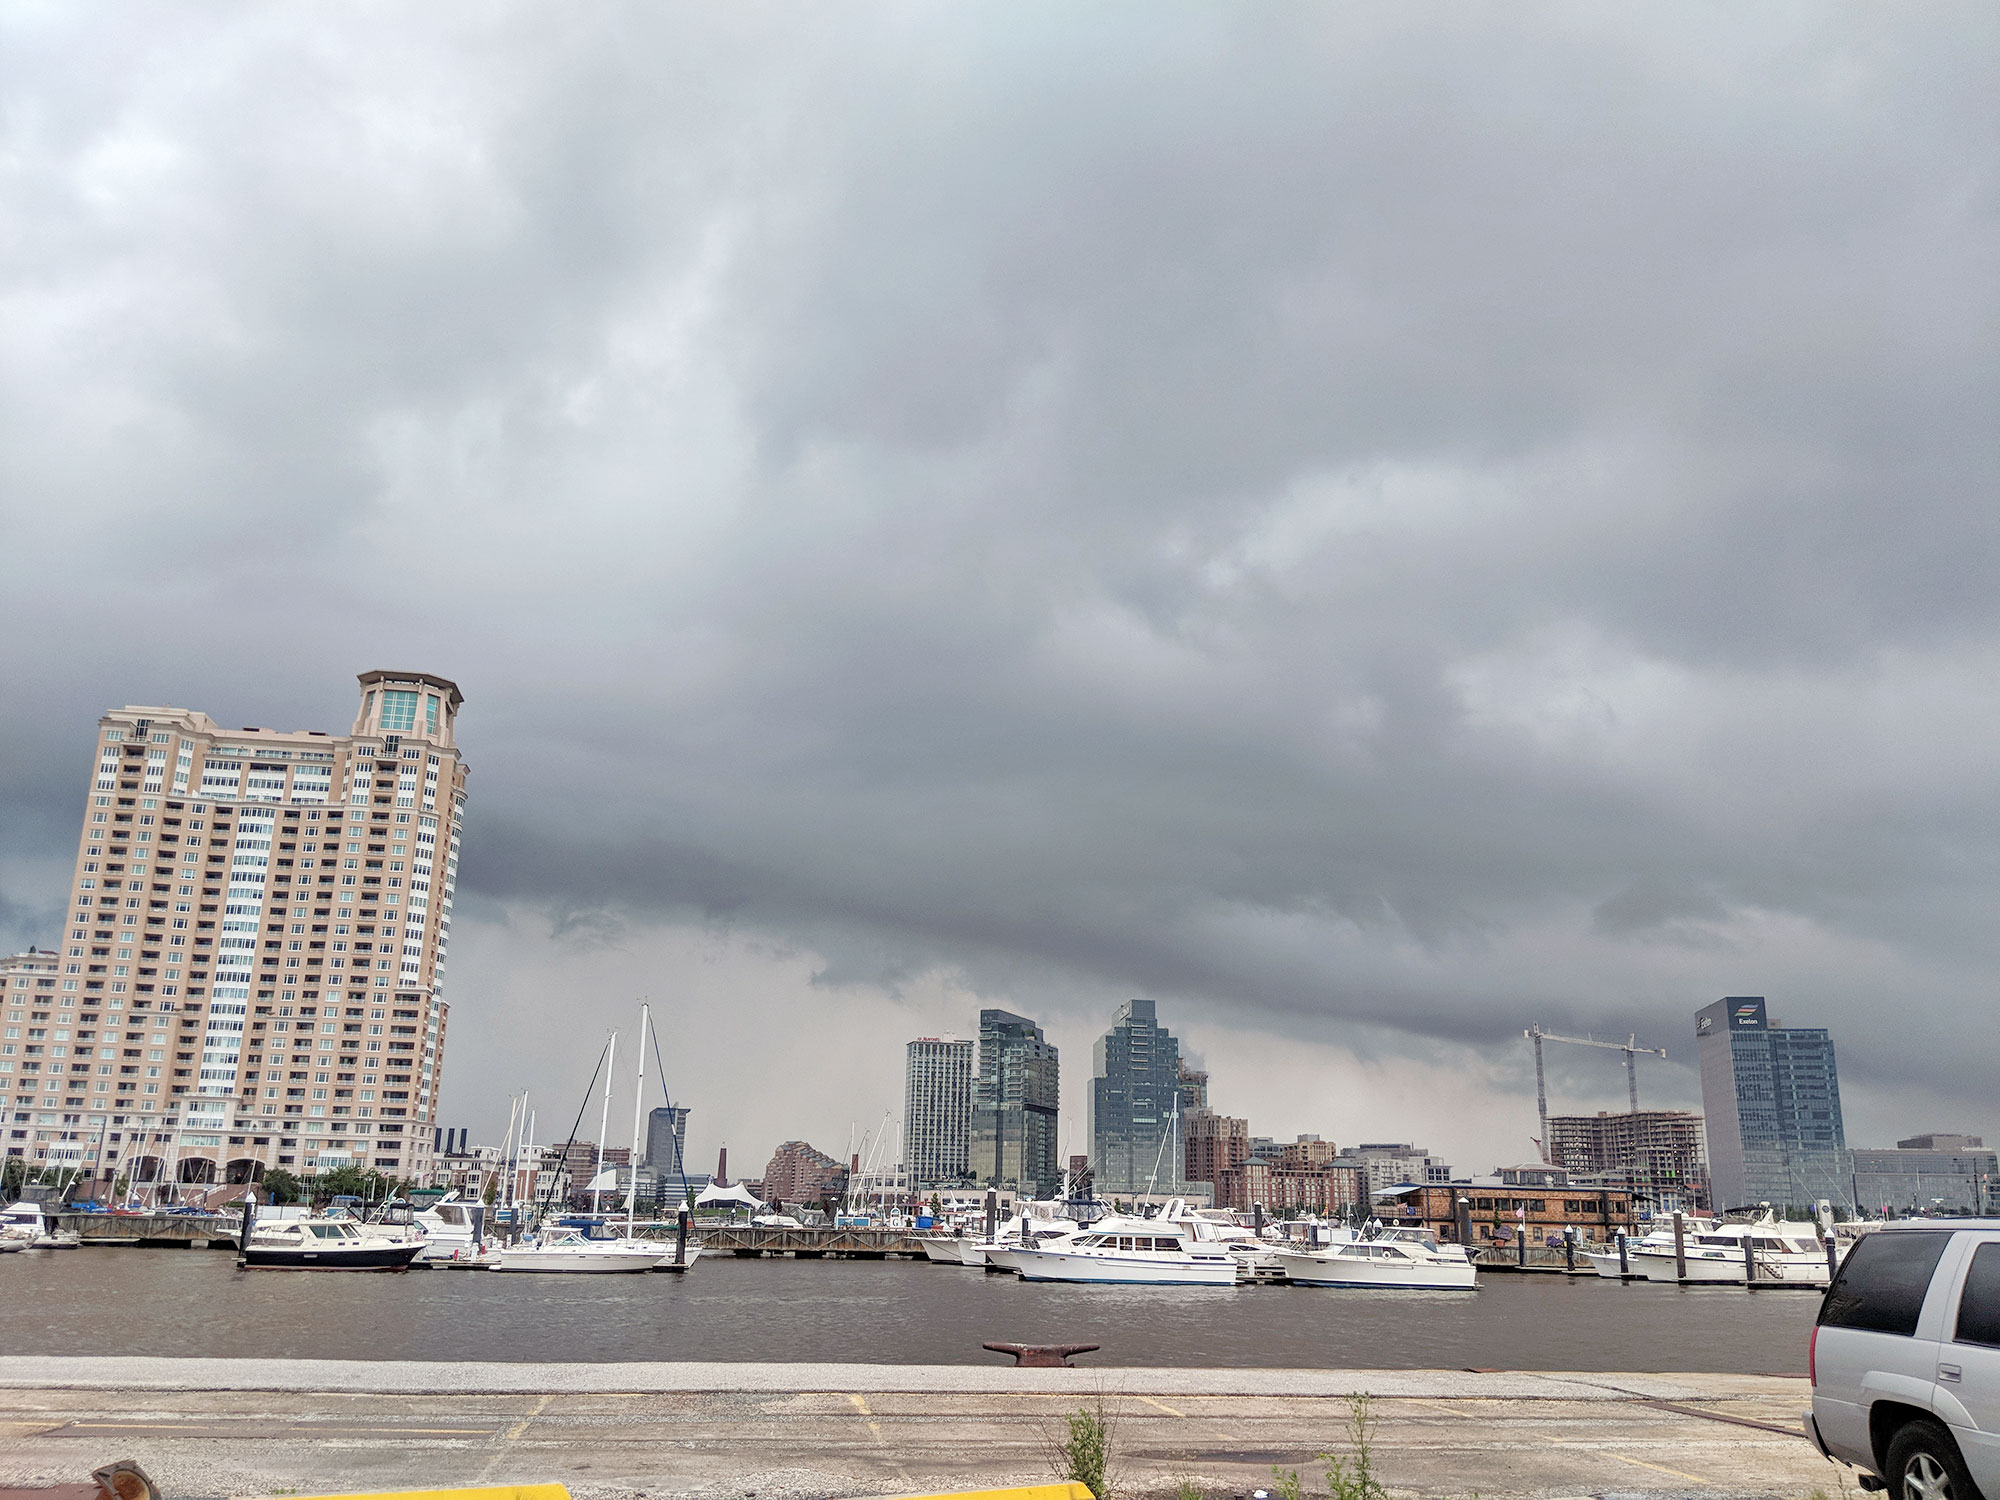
[694,1182,762,1209]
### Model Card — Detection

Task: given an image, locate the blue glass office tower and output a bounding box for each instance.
[1695,996,1850,1208]
[970,1010,1060,1196]
[1089,998,1187,1196]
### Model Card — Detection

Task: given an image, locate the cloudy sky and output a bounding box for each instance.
[3,4,1995,1177]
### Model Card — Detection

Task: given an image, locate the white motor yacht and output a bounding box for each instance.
[240,1215,425,1270]
[1581,1219,1717,1279]
[0,1200,79,1249]
[490,1228,666,1273]
[985,1215,1237,1285]
[1628,1216,1839,1285]
[413,1194,488,1263]
[941,1212,1070,1268]
[1150,1201,1290,1283]
[919,1232,971,1264]
[1273,1227,1477,1290]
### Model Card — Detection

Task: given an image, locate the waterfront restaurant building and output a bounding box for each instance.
[1377,1181,1639,1246]
[1,672,466,1194]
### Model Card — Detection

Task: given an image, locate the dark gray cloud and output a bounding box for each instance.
[2,4,1996,1162]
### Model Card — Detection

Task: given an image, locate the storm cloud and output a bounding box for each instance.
[2,4,1995,1168]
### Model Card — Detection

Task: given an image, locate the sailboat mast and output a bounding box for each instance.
[591,1032,617,1217]
[627,1003,650,1235]
[498,1094,521,1211]
[522,1108,536,1214]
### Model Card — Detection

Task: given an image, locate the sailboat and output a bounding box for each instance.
[492,1006,698,1273]
[607,1001,699,1270]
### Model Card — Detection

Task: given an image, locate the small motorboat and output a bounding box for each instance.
[240,1215,425,1270]
[0,1201,80,1249]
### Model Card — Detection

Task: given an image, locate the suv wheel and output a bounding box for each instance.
[1885,1419,1978,1500]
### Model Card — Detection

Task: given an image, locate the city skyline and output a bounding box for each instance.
[2,8,1994,1176]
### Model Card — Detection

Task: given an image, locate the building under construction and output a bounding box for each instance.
[1548,1110,1708,1210]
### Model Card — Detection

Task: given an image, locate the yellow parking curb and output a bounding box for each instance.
[857,1487,1096,1500]
[263,1488,571,1500]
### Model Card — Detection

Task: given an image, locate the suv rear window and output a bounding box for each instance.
[1956,1243,2000,1347]
[1820,1230,1952,1336]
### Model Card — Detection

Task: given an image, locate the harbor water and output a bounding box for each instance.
[3,1250,1818,1370]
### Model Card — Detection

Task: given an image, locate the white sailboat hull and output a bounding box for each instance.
[491,1244,664,1273]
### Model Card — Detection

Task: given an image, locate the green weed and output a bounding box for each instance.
[1048,1393,1116,1499]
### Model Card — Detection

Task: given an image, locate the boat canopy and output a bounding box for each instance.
[1371,1183,1428,1199]
[695,1182,762,1209]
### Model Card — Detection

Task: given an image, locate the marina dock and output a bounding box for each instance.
[691,1222,928,1257]
[49,1212,242,1251]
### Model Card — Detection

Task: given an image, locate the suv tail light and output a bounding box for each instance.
[1809,1323,1818,1386]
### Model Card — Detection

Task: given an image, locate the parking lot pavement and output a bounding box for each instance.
[0,1365,1835,1500]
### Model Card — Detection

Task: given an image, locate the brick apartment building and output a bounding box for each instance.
[760,1139,848,1205]
[1184,1110,1250,1185]
[543,1140,629,1201]
[1213,1155,1366,1215]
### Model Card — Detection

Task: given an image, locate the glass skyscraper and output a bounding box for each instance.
[970,1009,1060,1196]
[1695,996,1850,1209]
[1089,997,1187,1196]
[644,1104,690,1172]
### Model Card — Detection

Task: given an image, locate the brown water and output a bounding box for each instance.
[2,1248,1817,1370]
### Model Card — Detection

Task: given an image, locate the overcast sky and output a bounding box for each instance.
[3,4,1996,1178]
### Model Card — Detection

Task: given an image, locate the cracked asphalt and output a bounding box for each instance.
[0,1360,1841,1500]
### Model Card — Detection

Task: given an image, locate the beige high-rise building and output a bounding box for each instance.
[1,671,468,1194]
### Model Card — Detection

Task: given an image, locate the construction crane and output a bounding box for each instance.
[1524,1026,1668,1164]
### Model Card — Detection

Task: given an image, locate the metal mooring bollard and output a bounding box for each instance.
[983,1342,1100,1368]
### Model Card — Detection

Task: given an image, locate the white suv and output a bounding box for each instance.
[1810,1222,2000,1499]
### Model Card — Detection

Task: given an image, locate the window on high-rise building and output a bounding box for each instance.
[379,692,418,732]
